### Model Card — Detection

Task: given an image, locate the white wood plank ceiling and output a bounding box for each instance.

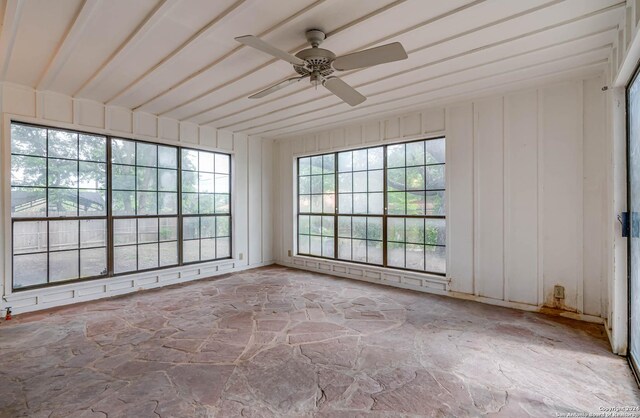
[0,0,623,138]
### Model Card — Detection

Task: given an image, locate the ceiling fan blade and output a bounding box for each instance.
[323,77,366,106]
[249,76,305,99]
[235,35,305,66]
[332,42,408,71]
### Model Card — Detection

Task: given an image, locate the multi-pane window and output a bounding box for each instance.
[297,137,446,275]
[10,122,232,291]
[11,125,108,288]
[181,149,231,264]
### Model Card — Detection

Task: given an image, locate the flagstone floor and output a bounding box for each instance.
[0,265,638,417]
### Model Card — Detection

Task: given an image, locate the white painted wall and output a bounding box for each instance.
[273,74,609,321]
[0,82,274,314]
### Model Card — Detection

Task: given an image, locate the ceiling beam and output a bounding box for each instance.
[73,0,173,98]
[36,0,100,91]
[0,0,23,81]
[244,47,609,136]
[151,0,411,116]
[213,4,621,130]
[104,0,249,105]
[132,0,329,112]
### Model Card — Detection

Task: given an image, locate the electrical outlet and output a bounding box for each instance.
[553,285,565,299]
[288,250,292,257]
[238,253,243,260]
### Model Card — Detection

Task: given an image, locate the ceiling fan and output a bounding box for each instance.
[235,29,408,106]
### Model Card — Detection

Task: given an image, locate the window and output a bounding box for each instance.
[10,122,232,290]
[296,137,446,275]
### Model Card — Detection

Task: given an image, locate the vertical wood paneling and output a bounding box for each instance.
[540,81,583,311]
[248,136,262,266]
[447,103,474,294]
[474,97,504,300]
[262,139,274,263]
[233,133,249,266]
[505,90,539,305]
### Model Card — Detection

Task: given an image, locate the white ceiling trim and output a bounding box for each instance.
[36,0,101,91]
[73,0,173,98]
[104,0,250,105]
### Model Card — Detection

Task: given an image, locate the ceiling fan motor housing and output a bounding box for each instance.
[293,29,335,78]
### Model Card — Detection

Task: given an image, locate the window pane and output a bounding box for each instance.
[182,149,199,171]
[425,138,445,164]
[79,162,106,189]
[137,167,157,191]
[14,253,47,288]
[137,143,157,167]
[425,165,445,189]
[182,171,198,193]
[159,169,177,192]
[425,191,445,216]
[160,242,178,266]
[215,174,230,194]
[338,152,352,172]
[367,217,382,241]
[114,219,136,246]
[426,245,446,274]
[353,150,367,171]
[183,217,200,240]
[79,135,106,162]
[299,195,311,213]
[215,154,230,174]
[137,192,157,215]
[387,218,405,242]
[12,187,46,218]
[48,158,78,187]
[159,192,177,214]
[112,190,136,216]
[49,130,78,159]
[299,215,310,235]
[199,173,214,193]
[425,219,446,246]
[112,139,136,165]
[50,250,79,282]
[138,243,158,270]
[200,193,215,214]
[299,157,311,175]
[215,194,230,213]
[406,141,425,166]
[183,239,199,263]
[368,147,384,169]
[216,237,231,258]
[200,152,214,172]
[217,216,230,237]
[13,221,47,254]
[405,218,424,244]
[81,219,106,248]
[138,218,158,243]
[387,144,405,168]
[388,242,405,268]
[81,248,107,277]
[50,220,79,251]
[182,193,198,214]
[160,218,178,241]
[298,234,310,254]
[158,146,177,169]
[11,124,46,156]
[367,240,383,265]
[406,244,425,271]
[11,155,46,186]
[112,165,135,190]
[48,188,78,217]
[201,238,216,260]
[201,216,215,238]
[114,245,137,273]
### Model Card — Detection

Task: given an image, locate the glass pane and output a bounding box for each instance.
[425,165,445,189]
[137,192,157,215]
[183,217,200,240]
[13,253,47,288]
[368,147,384,169]
[48,158,78,187]
[49,130,78,159]
[112,165,136,190]
[338,152,352,172]
[114,219,136,245]
[323,194,335,213]
[322,236,334,258]
[201,238,216,260]
[298,234,310,254]
[199,193,215,214]
[353,149,367,171]
[182,193,198,214]
[406,192,426,215]
[138,243,158,270]
[13,221,47,254]
[425,219,446,246]
[338,238,351,259]
[368,170,383,192]
[201,216,216,238]
[388,218,405,242]
[112,139,136,165]
[114,245,137,273]
[310,235,322,256]
[160,217,178,241]
[352,217,366,239]
[136,143,157,167]
[338,173,352,193]
[11,187,46,218]
[79,162,106,189]
[406,218,425,244]
[183,239,200,263]
[182,149,199,171]
[323,154,335,173]
[299,215,310,235]
[80,248,107,277]
[387,192,405,215]
[426,245,446,274]
[11,155,46,186]
[367,240,383,265]
[158,192,177,215]
[215,174,230,194]
[425,191,445,216]
[353,239,366,262]
[299,176,311,194]
[215,194,230,213]
[79,189,106,217]
[425,138,445,164]
[48,188,78,217]
[216,237,231,258]
[158,169,177,192]
[388,242,405,268]
[309,215,322,235]
[136,167,157,191]
[406,141,425,166]
[50,250,79,282]
[353,193,367,213]
[199,173,214,193]
[311,175,323,194]
[215,154,230,174]
[158,146,177,169]
[299,157,311,176]
[322,216,334,236]
[387,168,405,191]
[367,217,383,241]
[160,242,178,266]
[216,216,230,237]
[50,220,78,251]
[387,144,405,168]
[368,193,383,214]
[182,171,198,193]
[200,152,214,172]
[338,194,352,214]
[138,218,159,243]
[112,190,136,216]
[311,156,323,175]
[337,216,351,237]
[406,244,425,271]
[81,219,106,248]
[79,134,106,162]
[353,172,367,193]
[406,167,425,190]
[11,124,46,156]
